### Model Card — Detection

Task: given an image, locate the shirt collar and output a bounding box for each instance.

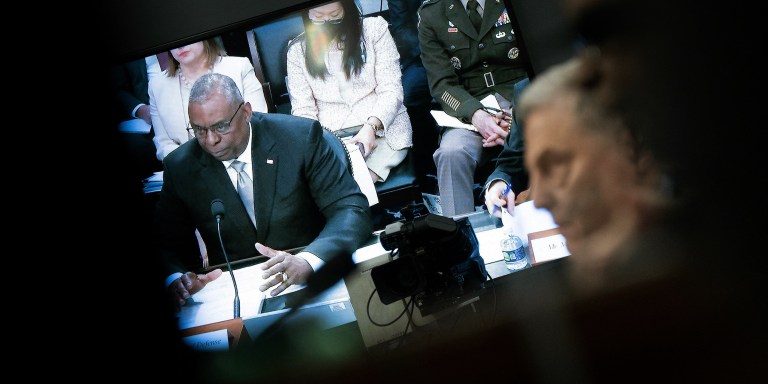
[461,0,485,11]
[222,121,253,168]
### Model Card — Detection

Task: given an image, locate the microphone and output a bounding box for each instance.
[211,199,240,319]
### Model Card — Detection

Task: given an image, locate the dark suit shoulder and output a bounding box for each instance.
[419,0,441,9]
[162,139,203,171]
[251,112,323,145]
[252,112,315,131]
[418,0,445,20]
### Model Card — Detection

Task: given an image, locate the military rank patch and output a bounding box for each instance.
[495,8,511,28]
[450,56,461,69]
[441,91,461,111]
[508,47,519,59]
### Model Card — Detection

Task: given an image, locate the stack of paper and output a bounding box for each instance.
[117,118,151,134]
[143,171,163,194]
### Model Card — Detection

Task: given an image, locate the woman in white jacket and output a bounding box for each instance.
[150,38,268,160]
[286,0,413,183]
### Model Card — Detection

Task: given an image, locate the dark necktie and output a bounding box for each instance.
[467,0,482,32]
[231,160,256,227]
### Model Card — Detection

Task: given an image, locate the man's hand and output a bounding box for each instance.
[168,269,223,312]
[471,109,509,148]
[484,181,517,218]
[256,243,313,297]
[136,104,152,125]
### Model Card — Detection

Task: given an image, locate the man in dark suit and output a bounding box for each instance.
[388,0,439,181]
[109,57,163,182]
[154,73,372,310]
[417,0,529,216]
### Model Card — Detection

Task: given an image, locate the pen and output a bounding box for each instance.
[482,106,513,121]
[492,183,513,216]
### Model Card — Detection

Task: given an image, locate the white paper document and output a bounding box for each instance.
[501,201,559,247]
[476,227,505,263]
[430,110,476,130]
[344,141,379,206]
[421,193,443,215]
[144,171,163,183]
[429,94,503,131]
[479,93,502,110]
[177,264,305,330]
[117,118,151,134]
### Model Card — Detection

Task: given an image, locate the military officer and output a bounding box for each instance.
[418,0,529,216]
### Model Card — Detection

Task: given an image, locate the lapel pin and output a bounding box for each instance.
[266,159,274,164]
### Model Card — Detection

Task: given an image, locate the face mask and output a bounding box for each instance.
[316,22,342,40]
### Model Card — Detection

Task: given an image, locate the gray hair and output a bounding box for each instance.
[517,55,626,138]
[189,73,244,108]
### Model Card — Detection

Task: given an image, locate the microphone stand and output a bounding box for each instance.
[215,214,240,319]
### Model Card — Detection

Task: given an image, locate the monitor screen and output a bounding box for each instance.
[98,0,579,378]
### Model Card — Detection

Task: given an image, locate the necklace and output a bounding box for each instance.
[178,65,213,88]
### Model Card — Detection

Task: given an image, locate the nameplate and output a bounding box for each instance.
[182,328,231,351]
[528,228,570,265]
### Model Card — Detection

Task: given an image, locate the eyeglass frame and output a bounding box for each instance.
[308,16,344,25]
[187,102,244,138]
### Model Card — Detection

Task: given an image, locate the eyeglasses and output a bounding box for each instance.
[187,102,244,138]
[309,16,344,25]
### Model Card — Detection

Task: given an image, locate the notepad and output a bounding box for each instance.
[430,94,502,131]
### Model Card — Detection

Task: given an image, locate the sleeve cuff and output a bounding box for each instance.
[484,178,509,198]
[165,272,183,288]
[457,98,485,123]
[131,103,146,119]
[296,251,325,272]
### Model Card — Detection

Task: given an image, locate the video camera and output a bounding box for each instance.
[371,213,487,316]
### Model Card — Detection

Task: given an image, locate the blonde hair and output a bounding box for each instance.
[166,38,227,77]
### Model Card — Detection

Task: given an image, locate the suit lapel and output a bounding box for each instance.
[251,116,277,242]
[479,0,504,38]
[447,0,478,40]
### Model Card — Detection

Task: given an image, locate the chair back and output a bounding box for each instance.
[247,12,305,113]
